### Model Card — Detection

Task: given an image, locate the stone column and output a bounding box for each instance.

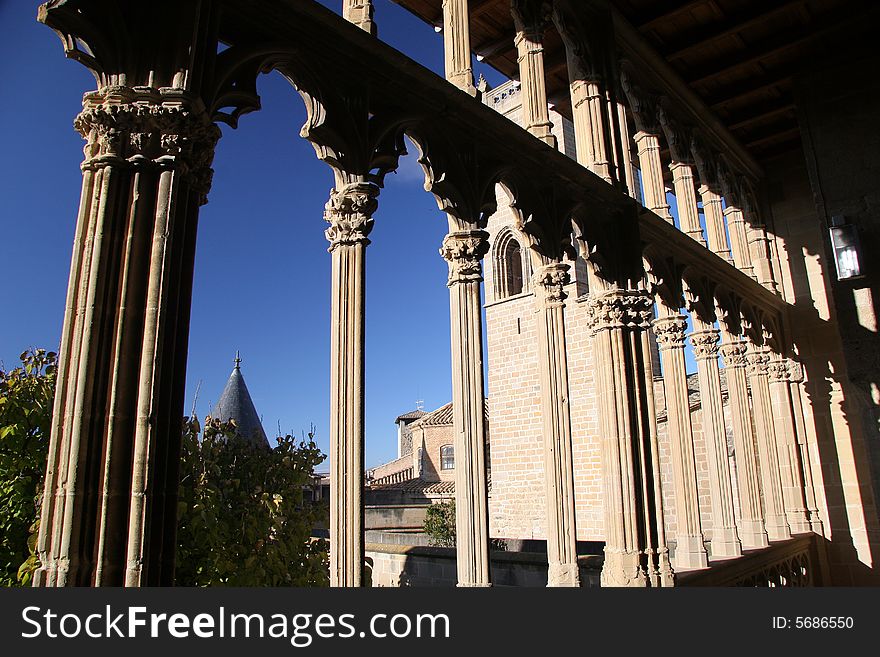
[634,132,673,223]
[617,103,639,199]
[589,289,673,587]
[718,335,769,548]
[440,230,492,587]
[653,311,708,569]
[699,186,732,264]
[745,345,792,541]
[768,356,812,533]
[512,8,557,148]
[533,262,580,586]
[669,163,706,245]
[570,80,612,182]
[325,182,379,587]
[343,0,376,35]
[443,0,476,95]
[723,206,754,278]
[35,85,219,587]
[746,222,779,294]
[690,325,741,557]
[787,361,825,534]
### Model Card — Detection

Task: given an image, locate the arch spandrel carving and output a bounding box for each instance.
[658,101,693,165]
[643,245,686,310]
[681,272,718,326]
[500,175,577,265]
[619,63,661,136]
[406,128,504,230]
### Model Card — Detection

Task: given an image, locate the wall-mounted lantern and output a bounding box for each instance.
[829,215,864,281]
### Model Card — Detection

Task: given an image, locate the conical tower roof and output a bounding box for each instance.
[210,353,269,447]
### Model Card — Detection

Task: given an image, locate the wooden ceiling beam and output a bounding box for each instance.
[637,0,718,33]
[727,100,796,132]
[665,0,807,62]
[706,73,792,110]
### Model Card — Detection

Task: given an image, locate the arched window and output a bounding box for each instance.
[440,444,454,470]
[493,229,528,300]
[504,239,524,297]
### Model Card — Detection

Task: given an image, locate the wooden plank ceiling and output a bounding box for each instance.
[390,0,871,162]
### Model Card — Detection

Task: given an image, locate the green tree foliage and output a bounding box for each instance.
[175,416,330,586]
[0,349,56,587]
[1,348,329,587]
[423,499,456,548]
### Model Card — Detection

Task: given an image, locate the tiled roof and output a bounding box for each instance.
[410,400,490,427]
[395,409,428,423]
[370,479,456,495]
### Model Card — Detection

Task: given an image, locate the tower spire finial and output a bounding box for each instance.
[234,350,241,369]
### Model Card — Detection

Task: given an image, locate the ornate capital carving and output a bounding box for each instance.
[653,315,688,351]
[75,86,220,203]
[768,358,792,383]
[324,182,379,251]
[746,349,770,376]
[440,230,490,286]
[788,359,805,384]
[533,262,570,304]
[719,340,748,368]
[586,290,654,333]
[690,329,721,360]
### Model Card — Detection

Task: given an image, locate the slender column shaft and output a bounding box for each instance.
[443,0,476,95]
[698,186,732,263]
[441,230,491,587]
[589,289,673,587]
[533,263,580,586]
[746,345,791,541]
[718,336,769,548]
[723,206,754,278]
[514,25,557,147]
[653,311,707,569]
[570,81,612,181]
[787,361,825,534]
[690,326,741,557]
[637,321,674,585]
[325,183,378,587]
[617,103,639,200]
[634,132,673,222]
[768,357,811,533]
[746,222,779,294]
[36,86,218,587]
[343,0,376,35]
[669,163,706,245]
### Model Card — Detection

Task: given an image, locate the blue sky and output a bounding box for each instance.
[0,0,511,468]
[0,0,701,469]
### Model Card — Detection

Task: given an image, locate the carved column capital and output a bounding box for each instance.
[690,328,721,360]
[440,230,490,286]
[324,182,380,251]
[768,358,792,383]
[746,349,770,376]
[532,262,570,304]
[586,290,654,333]
[653,315,688,351]
[75,86,221,203]
[788,359,805,384]
[719,340,749,368]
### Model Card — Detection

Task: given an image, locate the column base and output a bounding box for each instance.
[673,536,709,570]
[456,582,492,588]
[737,520,770,549]
[809,516,825,536]
[601,549,648,587]
[765,515,792,542]
[547,562,581,587]
[710,530,743,559]
[787,512,812,534]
